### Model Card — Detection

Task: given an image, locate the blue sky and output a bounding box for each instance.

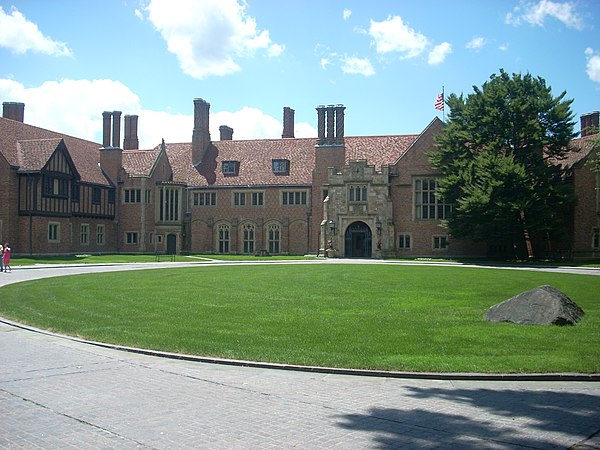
[1,0,599,148]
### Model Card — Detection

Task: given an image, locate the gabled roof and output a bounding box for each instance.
[560,134,598,169]
[122,148,162,177]
[165,134,419,188]
[16,138,64,171]
[345,135,419,169]
[0,117,110,186]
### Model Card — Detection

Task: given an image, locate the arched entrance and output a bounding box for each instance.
[166,233,177,255]
[344,221,372,258]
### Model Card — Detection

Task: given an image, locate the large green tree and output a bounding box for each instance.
[430,69,578,259]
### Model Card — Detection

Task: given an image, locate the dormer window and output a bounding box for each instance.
[222,160,239,175]
[272,159,289,175]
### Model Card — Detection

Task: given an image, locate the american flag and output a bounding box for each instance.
[434,92,444,111]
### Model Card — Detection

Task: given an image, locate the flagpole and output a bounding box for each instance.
[442,86,445,122]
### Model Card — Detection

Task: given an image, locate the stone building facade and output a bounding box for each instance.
[0,97,598,259]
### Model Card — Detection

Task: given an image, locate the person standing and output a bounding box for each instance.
[0,243,3,272]
[2,243,10,272]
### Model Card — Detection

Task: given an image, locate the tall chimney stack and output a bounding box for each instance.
[581,111,599,137]
[282,106,295,138]
[112,111,122,148]
[123,115,139,150]
[335,105,345,139]
[316,105,326,143]
[192,98,211,166]
[316,104,345,146]
[102,111,112,147]
[2,102,25,122]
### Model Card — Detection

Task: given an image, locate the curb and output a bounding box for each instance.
[2,317,599,382]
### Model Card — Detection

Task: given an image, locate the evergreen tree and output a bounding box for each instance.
[430,69,577,259]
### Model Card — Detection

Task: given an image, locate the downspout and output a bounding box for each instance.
[140,178,146,252]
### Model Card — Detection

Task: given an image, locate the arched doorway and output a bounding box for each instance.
[166,233,177,255]
[344,221,372,258]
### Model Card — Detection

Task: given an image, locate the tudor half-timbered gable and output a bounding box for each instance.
[17,139,115,219]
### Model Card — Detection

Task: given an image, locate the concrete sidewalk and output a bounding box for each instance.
[1,262,599,448]
[1,321,599,449]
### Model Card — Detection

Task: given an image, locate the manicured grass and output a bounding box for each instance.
[0,264,598,373]
[10,253,316,266]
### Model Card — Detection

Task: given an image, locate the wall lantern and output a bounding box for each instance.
[328,219,337,235]
[375,218,382,236]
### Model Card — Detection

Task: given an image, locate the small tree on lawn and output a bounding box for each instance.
[430,69,578,259]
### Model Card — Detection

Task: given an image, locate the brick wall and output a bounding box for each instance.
[188,186,310,254]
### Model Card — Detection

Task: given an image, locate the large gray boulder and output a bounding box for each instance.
[485,285,584,326]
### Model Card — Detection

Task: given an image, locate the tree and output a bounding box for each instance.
[430,69,578,259]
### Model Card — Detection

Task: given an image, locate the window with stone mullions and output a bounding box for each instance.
[349,185,367,203]
[194,192,216,206]
[125,189,141,203]
[282,191,307,205]
[415,178,451,220]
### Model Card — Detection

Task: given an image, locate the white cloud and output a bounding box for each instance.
[0,78,316,147]
[320,58,330,70]
[0,78,139,142]
[294,122,317,138]
[368,15,428,59]
[585,48,600,83]
[343,8,352,20]
[342,56,375,76]
[0,6,72,56]
[505,0,583,29]
[428,42,452,65]
[144,0,283,79]
[466,36,486,51]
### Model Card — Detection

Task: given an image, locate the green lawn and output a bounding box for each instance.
[10,253,315,265]
[1,264,598,373]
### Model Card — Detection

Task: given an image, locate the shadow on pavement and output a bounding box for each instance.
[336,387,600,448]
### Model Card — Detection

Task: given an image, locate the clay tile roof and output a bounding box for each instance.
[165,134,419,187]
[123,148,161,177]
[345,135,419,169]
[559,135,598,169]
[166,138,317,187]
[16,138,64,171]
[0,117,110,186]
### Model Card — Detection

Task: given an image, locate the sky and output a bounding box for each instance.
[0,0,599,149]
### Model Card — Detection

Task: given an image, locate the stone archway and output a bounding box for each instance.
[344,221,372,258]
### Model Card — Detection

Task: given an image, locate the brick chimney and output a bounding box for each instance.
[335,105,345,139]
[316,104,345,146]
[192,98,211,166]
[282,106,295,138]
[123,115,139,150]
[100,110,123,183]
[102,111,112,147]
[112,111,122,148]
[581,111,599,137]
[2,102,25,122]
[219,125,233,141]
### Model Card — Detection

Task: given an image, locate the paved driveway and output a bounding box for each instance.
[1,261,599,449]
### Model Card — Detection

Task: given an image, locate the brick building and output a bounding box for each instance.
[0,98,598,258]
